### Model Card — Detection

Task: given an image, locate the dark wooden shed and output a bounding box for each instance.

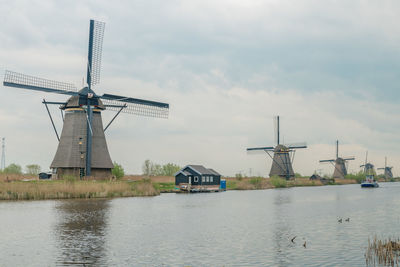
[175,165,221,191]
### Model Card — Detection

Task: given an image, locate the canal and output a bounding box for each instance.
[0,182,399,266]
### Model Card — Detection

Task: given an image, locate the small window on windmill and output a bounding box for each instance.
[80,152,84,159]
[79,137,83,145]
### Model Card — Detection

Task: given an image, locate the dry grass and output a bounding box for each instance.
[0,173,38,182]
[0,179,159,200]
[123,175,174,183]
[366,236,400,267]
[288,178,324,187]
[335,178,357,185]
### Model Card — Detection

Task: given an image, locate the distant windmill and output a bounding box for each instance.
[2,20,169,178]
[247,116,307,179]
[377,157,393,180]
[319,140,354,179]
[360,151,375,176]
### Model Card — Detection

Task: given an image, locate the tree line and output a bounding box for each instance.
[142,160,181,176]
[0,163,41,175]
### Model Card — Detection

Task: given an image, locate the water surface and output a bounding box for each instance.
[1,183,399,266]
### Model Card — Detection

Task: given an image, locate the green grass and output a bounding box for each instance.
[270,176,287,188]
[153,182,176,192]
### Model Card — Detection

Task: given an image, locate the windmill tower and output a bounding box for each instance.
[360,151,375,176]
[2,20,169,179]
[247,116,307,179]
[1,137,5,170]
[377,157,393,180]
[319,140,354,179]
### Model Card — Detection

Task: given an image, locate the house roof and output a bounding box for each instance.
[175,165,222,177]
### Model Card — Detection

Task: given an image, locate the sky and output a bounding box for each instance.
[1,0,400,177]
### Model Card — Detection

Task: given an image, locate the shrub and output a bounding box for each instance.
[249,177,263,189]
[112,162,125,180]
[345,172,366,184]
[270,175,287,188]
[3,163,22,174]
[25,164,41,175]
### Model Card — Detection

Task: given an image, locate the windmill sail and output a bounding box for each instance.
[3,71,78,96]
[87,20,105,87]
[101,93,169,118]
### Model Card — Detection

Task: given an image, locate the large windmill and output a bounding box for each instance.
[247,116,307,179]
[319,140,354,179]
[3,20,169,178]
[377,157,393,180]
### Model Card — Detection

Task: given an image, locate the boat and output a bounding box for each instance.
[361,175,379,188]
[360,151,379,188]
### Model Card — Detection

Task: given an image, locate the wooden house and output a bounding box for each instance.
[175,165,222,192]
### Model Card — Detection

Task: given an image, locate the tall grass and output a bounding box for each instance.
[0,179,159,200]
[366,236,400,266]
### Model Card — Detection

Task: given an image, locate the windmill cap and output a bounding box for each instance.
[274,144,289,152]
[61,87,105,110]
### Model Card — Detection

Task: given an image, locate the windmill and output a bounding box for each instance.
[319,140,354,179]
[247,116,307,179]
[360,151,375,176]
[2,20,169,178]
[377,157,393,180]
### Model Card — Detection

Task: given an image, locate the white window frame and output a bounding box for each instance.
[206,176,209,182]
[210,176,213,182]
[202,176,205,183]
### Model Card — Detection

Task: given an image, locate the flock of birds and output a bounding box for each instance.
[290,217,351,249]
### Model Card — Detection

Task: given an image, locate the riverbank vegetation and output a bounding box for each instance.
[0,175,159,200]
[2,163,400,201]
[366,236,400,267]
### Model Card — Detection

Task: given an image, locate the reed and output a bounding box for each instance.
[0,179,159,200]
[365,236,400,267]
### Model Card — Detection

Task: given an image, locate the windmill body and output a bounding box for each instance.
[50,90,113,178]
[3,20,169,178]
[247,116,307,179]
[377,157,393,180]
[319,140,354,179]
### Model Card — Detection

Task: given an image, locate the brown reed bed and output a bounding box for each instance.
[366,236,400,267]
[0,179,160,200]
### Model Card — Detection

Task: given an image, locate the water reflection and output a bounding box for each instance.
[273,190,294,267]
[54,199,110,266]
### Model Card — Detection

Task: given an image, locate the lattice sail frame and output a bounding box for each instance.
[89,20,105,86]
[102,99,169,118]
[4,70,78,94]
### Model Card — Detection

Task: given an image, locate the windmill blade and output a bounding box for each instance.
[101,94,169,118]
[287,142,307,149]
[87,20,105,87]
[246,146,275,151]
[3,70,78,96]
[319,159,335,163]
[342,157,355,161]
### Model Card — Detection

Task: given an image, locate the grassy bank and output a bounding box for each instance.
[0,173,368,201]
[0,178,159,200]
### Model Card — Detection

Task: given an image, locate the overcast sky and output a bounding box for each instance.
[1,0,400,176]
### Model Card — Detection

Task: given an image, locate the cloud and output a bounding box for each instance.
[1,1,400,177]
